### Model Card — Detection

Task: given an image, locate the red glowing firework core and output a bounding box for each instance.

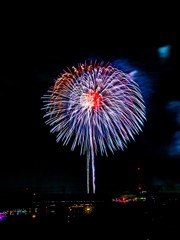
[84,91,102,109]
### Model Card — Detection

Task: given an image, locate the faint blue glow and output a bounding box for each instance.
[166,101,180,125]
[166,101,180,157]
[168,131,180,157]
[157,45,171,62]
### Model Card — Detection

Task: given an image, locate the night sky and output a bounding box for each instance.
[0,5,178,195]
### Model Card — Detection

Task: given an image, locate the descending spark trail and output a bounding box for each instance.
[42,60,146,194]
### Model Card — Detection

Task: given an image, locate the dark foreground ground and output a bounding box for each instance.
[0,192,180,239]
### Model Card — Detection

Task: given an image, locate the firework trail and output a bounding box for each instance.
[41,60,146,194]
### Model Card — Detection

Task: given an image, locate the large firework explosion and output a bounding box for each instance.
[42,60,146,194]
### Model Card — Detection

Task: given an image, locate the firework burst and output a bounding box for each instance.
[42,60,146,194]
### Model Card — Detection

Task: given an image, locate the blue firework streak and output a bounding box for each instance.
[41,60,146,194]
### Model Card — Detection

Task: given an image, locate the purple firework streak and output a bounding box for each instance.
[41,60,146,194]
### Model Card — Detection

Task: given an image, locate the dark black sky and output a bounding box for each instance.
[0,5,178,195]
